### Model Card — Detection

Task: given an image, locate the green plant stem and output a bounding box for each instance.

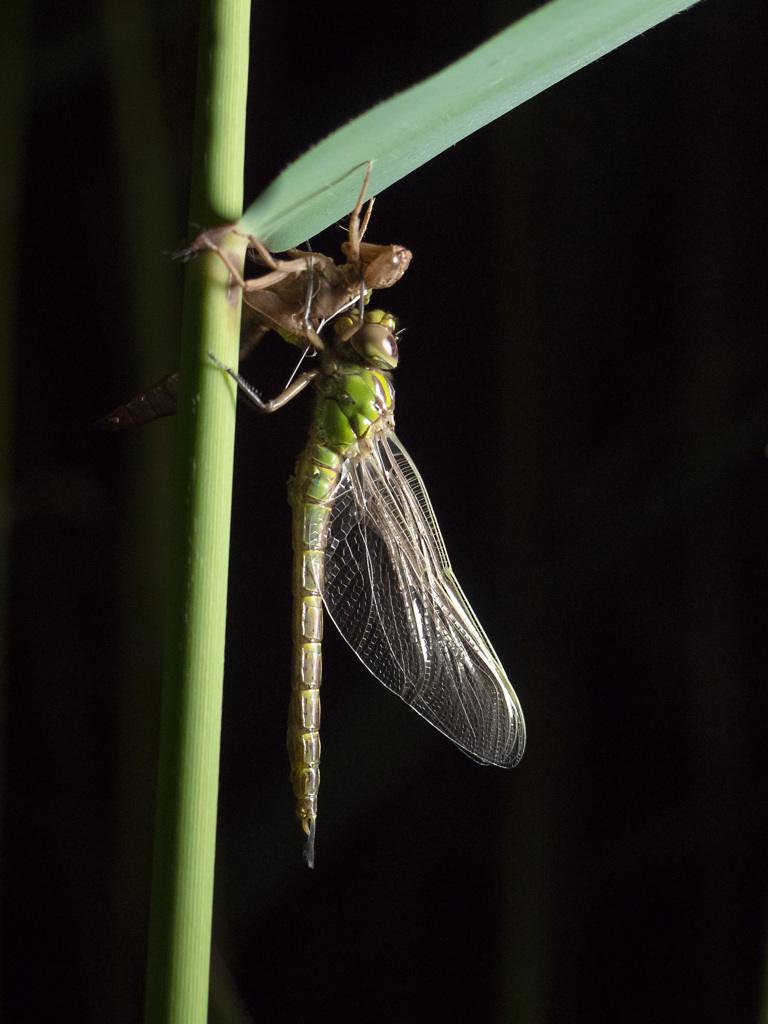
[143,0,249,1019]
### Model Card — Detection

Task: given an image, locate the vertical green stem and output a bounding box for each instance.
[143,0,249,1021]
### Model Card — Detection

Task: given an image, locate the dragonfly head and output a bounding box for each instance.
[335,308,399,370]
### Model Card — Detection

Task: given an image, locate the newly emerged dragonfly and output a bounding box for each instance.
[212,301,526,867]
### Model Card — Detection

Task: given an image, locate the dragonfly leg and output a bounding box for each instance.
[208,353,318,413]
[342,162,374,271]
[340,165,413,291]
[242,233,316,283]
[197,229,313,293]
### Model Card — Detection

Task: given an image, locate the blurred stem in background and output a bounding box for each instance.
[100,0,179,1014]
[0,0,28,1015]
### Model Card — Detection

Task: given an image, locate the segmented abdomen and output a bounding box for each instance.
[287,443,343,841]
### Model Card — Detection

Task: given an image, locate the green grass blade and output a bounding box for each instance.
[238,0,700,251]
[143,0,249,1019]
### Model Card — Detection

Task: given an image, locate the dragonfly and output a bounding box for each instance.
[211,314,526,868]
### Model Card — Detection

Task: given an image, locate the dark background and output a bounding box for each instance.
[4,0,768,1020]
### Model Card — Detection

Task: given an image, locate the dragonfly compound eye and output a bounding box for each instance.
[350,321,399,370]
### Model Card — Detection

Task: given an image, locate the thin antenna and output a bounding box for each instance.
[316,293,361,335]
[300,247,316,335]
[280,246,318,389]
[284,345,312,389]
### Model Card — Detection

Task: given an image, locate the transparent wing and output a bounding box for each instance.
[323,433,525,767]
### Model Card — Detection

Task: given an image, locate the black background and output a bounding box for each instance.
[5,0,768,1021]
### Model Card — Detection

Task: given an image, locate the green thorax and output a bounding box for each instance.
[313,309,398,455]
